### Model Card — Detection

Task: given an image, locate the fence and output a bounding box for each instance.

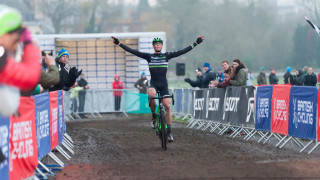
[0,90,74,180]
[170,85,320,154]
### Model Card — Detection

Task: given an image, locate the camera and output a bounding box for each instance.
[41,50,53,56]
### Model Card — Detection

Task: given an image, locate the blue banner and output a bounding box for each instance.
[255,86,273,131]
[289,86,318,140]
[0,115,9,180]
[58,91,64,144]
[175,89,183,113]
[34,93,51,159]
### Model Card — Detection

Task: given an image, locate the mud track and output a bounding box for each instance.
[56,114,320,179]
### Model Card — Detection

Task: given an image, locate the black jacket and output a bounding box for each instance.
[134,77,149,94]
[202,70,216,88]
[49,59,78,91]
[292,70,304,86]
[269,73,279,85]
[304,73,317,86]
[283,72,293,84]
[186,75,204,88]
[78,78,88,95]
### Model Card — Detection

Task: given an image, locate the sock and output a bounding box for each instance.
[152,112,156,120]
[167,125,171,134]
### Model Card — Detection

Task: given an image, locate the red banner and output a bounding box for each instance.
[317,90,320,141]
[271,85,291,135]
[9,97,38,180]
[49,91,59,150]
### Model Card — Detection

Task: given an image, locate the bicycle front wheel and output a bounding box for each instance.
[160,115,167,150]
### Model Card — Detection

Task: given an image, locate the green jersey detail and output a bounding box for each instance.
[149,65,168,68]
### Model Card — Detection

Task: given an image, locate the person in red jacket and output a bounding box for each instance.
[317,72,320,87]
[0,5,41,89]
[112,75,124,111]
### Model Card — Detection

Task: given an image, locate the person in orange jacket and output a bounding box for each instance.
[112,75,124,111]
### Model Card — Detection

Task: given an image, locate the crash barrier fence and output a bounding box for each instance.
[0,90,74,180]
[63,89,152,120]
[170,85,320,154]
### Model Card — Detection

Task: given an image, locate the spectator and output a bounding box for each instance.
[77,73,89,118]
[318,72,320,87]
[283,66,293,84]
[216,67,225,83]
[302,66,308,76]
[0,5,42,117]
[21,54,60,96]
[247,70,254,86]
[70,82,85,118]
[229,59,247,86]
[112,75,124,111]
[202,62,216,88]
[292,70,304,86]
[211,60,231,88]
[134,72,149,94]
[185,68,204,88]
[304,67,317,86]
[269,68,279,85]
[257,67,267,85]
[49,48,82,91]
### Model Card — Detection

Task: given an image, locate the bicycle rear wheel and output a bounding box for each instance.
[160,115,167,150]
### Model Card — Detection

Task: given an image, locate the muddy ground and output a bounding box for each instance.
[55,114,320,179]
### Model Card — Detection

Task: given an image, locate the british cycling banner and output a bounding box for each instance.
[223,86,246,125]
[49,91,59,150]
[58,91,64,144]
[318,90,320,141]
[271,85,291,135]
[193,90,205,119]
[34,93,51,159]
[243,86,255,125]
[0,115,9,180]
[206,88,225,122]
[174,89,183,113]
[255,86,273,131]
[289,86,317,140]
[9,97,38,180]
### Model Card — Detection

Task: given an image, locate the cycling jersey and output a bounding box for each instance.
[119,43,196,95]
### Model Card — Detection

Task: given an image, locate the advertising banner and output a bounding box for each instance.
[289,86,317,140]
[49,91,59,150]
[206,88,225,122]
[223,86,246,125]
[243,86,255,125]
[255,86,273,131]
[9,97,38,180]
[0,115,9,180]
[175,89,183,113]
[271,85,291,135]
[58,91,64,144]
[34,93,51,159]
[193,90,205,119]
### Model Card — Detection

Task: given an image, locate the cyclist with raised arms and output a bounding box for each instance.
[111,36,204,142]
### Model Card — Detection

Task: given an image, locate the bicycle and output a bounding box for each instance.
[149,92,174,150]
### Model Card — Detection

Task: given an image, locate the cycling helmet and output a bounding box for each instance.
[152,37,163,45]
[0,5,22,37]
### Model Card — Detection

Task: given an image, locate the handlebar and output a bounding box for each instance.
[149,94,175,105]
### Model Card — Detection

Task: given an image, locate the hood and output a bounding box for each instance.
[114,75,120,80]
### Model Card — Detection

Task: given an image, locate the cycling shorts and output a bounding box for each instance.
[149,80,169,96]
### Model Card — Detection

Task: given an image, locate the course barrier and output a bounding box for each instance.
[0,90,73,180]
[173,85,320,154]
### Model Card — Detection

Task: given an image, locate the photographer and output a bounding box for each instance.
[184,68,204,88]
[49,48,82,91]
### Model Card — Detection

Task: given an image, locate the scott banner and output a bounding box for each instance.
[271,85,291,135]
[223,86,247,125]
[193,90,206,119]
[34,93,51,159]
[58,91,64,144]
[289,86,318,140]
[255,86,273,131]
[9,97,38,180]
[49,91,59,150]
[205,88,225,122]
[244,86,255,125]
[0,115,9,180]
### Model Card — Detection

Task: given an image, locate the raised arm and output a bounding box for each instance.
[112,36,150,60]
[167,36,204,59]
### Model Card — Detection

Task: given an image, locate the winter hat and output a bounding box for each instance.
[260,67,264,71]
[141,72,146,76]
[57,48,69,60]
[286,66,291,72]
[203,62,210,68]
[217,67,222,71]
